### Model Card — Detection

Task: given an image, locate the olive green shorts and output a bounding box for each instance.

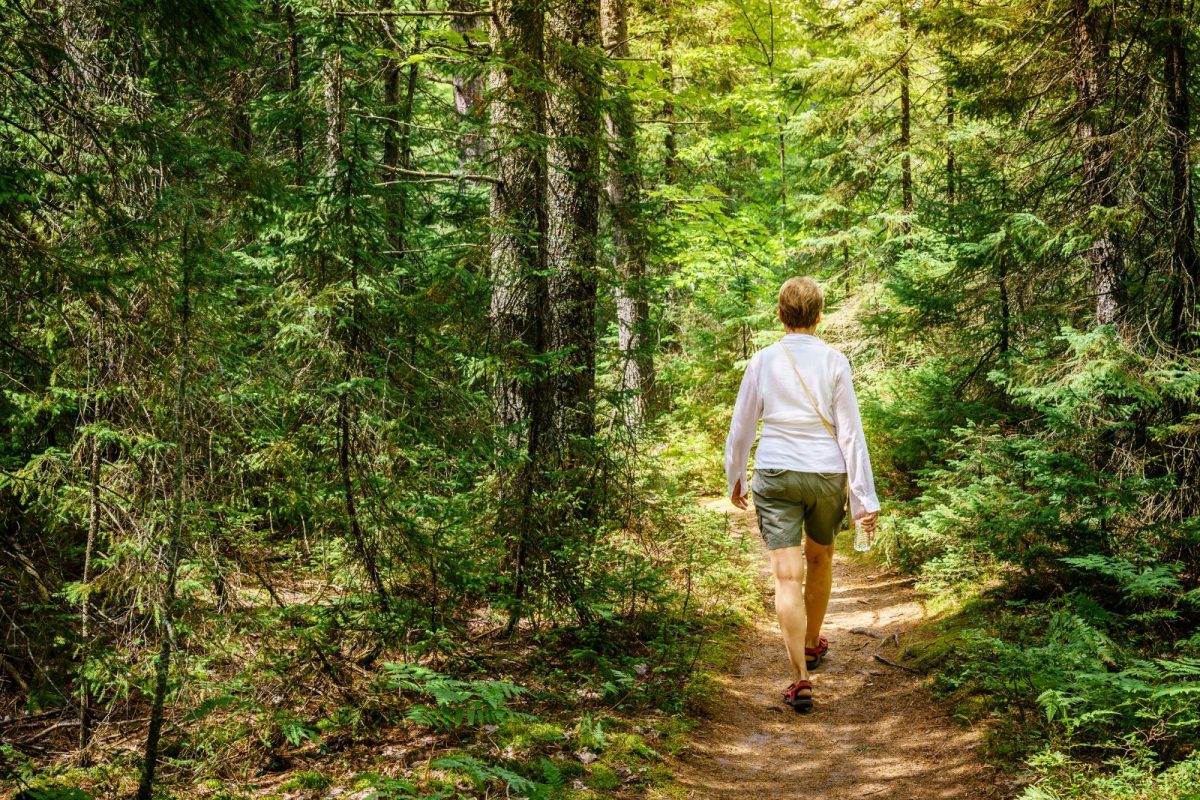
[751,469,847,549]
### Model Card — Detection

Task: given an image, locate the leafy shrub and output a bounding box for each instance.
[1018,751,1200,799]
[925,595,1200,778]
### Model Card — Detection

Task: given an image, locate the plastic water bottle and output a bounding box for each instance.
[853,518,872,552]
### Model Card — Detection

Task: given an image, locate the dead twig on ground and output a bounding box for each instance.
[874,654,921,673]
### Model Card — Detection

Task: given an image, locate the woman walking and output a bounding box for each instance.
[724,277,880,712]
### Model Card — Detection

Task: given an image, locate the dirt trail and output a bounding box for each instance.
[672,499,1005,799]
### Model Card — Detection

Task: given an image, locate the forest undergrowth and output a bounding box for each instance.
[856,300,1200,799]
[2,475,763,800]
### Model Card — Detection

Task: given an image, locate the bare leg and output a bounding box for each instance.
[805,539,835,649]
[768,545,809,684]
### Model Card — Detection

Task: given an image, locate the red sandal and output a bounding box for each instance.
[805,635,829,670]
[783,680,814,712]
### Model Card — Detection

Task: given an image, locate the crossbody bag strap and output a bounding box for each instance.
[780,342,853,526]
[780,343,836,439]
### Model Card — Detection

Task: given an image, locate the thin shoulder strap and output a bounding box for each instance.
[780,342,836,441]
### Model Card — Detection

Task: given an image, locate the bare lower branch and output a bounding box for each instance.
[377,167,498,184]
[335,9,493,17]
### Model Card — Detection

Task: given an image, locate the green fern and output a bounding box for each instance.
[538,757,564,789]
[430,754,544,799]
[355,774,445,800]
[382,662,531,732]
[1060,555,1183,600]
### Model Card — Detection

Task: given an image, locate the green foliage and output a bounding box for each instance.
[382,663,531,732]
[1059,556,1183,602]
[573,715,607,752]
[1016,752,1200,800]
[353,775,440,800]
[430,754,546,799]
[282,771,331,791]
[13,790,94,800]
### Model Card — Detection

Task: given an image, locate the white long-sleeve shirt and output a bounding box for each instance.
[724,333,880,520]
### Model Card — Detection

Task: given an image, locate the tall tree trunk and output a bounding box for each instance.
[136,227,192,800]
[489,0,548,630]
[1166,0,1198,343]
[325,27,389,614]
[272,1,287,91]
[898,1,913,237]
[78,430,100,764]
[1071,0,1125,326]
[231,71,253,158]
[381,0,421,255]
[451,0,487,162]
[946,85,956,205]
[324,48,344,180]
[660,0,677,184]
[490,0,547,434]
[287,5,304,171]
[602,0,653,427]
[999,251,1010,358]
[547,0,601,442]
[547,0,602,627]
[381,0,403,250]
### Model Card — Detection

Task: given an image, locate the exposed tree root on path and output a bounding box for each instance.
[669,498,1008,799]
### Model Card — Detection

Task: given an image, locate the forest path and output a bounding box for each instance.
[670,498,1005,799]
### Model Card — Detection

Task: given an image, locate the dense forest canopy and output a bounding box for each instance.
[2,0,1200,797]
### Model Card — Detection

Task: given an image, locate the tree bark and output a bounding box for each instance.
[231,71,253,157]
[490,0,547,433]
[451,0,487,162]
[1070,0,1125,326]
[324,46,344,181]
[660,0,677,184]
[946,85,956,205]
[287,5,304,170]
[381,0,420,255]
[601,0,653,428]
[547,0,602,628]
[78,431,100,764]
[1165,0,1198,343]
[489,0,549,630]
[547,0,601,439]
[899,1,913,237]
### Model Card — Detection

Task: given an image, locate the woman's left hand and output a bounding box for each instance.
[857,510,879,533]
[731,479,749,509]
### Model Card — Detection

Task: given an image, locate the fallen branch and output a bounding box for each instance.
[874,654,921,673]
[850,626,886,638]
[1,708,64,727]
[19,719,80,744]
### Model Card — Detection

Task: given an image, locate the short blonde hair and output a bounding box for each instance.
[778,277,823,329]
